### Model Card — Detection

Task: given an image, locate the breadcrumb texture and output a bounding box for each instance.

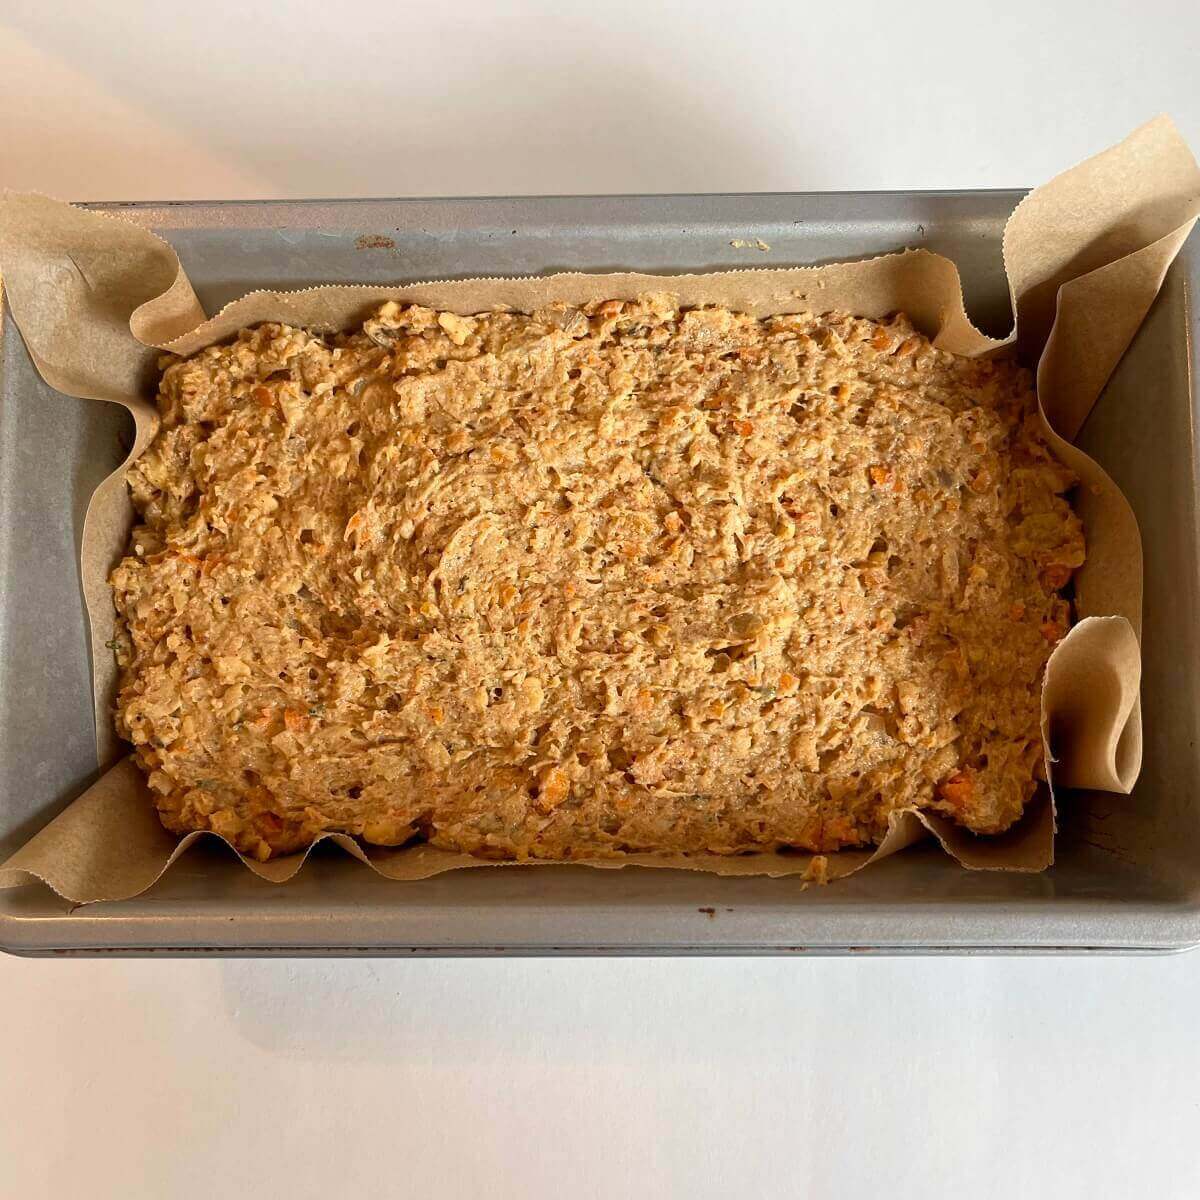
[111,297,1084,863]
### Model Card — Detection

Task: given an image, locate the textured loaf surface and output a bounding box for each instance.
[111,297,1084,862]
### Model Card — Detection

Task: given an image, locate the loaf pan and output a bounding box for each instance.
[1,192,1197,955]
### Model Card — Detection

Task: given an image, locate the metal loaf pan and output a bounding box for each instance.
[1,192,1197,955]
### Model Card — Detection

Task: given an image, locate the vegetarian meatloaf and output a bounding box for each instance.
[110,296,1084,862]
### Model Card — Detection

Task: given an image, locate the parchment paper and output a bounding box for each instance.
[2,116,1197,903]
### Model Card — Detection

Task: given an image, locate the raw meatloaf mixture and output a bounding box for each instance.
[111,296,1084,862]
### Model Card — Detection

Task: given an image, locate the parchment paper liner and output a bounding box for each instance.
[2,117,1196,901]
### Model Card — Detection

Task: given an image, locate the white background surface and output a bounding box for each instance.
[2,2,1199,1196]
